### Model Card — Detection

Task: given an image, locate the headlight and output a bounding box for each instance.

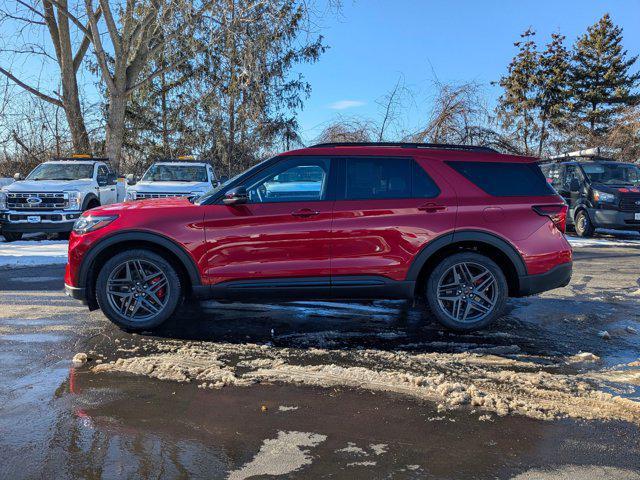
[0,191,6,210]
[125,190,136,201]
[593,190,616,203]
[73,215,118,235]
[65,191,82,210]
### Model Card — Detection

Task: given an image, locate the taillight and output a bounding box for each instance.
[533,204,567,233]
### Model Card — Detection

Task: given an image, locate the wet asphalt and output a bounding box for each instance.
[0,242,639,479]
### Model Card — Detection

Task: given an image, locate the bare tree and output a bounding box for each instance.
[0,0,100,153]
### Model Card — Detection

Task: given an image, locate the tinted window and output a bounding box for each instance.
[246,157,329,203]
[413,160,440,198]
[446,161,555,196]
[344,157,439,200]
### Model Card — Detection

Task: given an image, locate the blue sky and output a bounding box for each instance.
[295,0,640,142]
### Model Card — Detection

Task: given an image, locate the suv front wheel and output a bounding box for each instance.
[96,249,181,331]
[426,252,508,331]
[574,210,594,238]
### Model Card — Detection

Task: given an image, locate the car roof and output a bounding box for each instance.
[151,161,208,167]
[282,143,538,163]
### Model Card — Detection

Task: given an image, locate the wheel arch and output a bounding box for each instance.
[407,231,526,297]
[82,193,101,210]
[79,231,202,310]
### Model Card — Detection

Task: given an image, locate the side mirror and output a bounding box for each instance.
[223,186,248,205]
[569,178,580,192]
[125,174,136,185]
[13,173,22,181]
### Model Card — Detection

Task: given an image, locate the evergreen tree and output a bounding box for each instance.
[537,32,570,155]
[496,28,540,155]
[569,13,639,137]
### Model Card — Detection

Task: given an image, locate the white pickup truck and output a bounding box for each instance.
[125,160,218,202]
[0,157,122,241]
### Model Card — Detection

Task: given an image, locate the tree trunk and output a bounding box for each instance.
[105,91,127,171]
[60,74,91,154]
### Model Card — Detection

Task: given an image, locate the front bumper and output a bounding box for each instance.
[587,208,640,230]
[516,261,572,297]
[0,210,81,233]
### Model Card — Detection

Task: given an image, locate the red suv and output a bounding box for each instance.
[65,143,572,331]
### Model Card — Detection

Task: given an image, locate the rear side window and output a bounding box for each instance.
[343,157,440,200]
[446,161,555,196]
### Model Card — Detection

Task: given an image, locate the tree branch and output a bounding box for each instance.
[0,66,63,107]
[84,0,115,91]
[98,0,122,58]
[73,5,102,73]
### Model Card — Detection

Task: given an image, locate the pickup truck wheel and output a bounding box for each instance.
[96,249,181,331]
[2,231,23,242]
[575,210,594,238]
[425,252,507,331]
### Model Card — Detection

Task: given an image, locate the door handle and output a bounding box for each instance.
[291,208,320,218]
[418,203,446,213]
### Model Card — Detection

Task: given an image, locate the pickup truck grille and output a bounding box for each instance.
[6,192,68,210]
[619,194,640,212]
[136,192,192,199]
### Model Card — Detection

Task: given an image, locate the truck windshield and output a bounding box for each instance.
[582,163,640,186]
[142,165,207,182]
[27,163,94,181]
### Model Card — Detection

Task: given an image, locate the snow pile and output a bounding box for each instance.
[0,240,68,267]
[567,232,640,248]
[92,338,640,424]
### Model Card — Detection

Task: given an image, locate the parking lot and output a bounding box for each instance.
[1,235,639,479]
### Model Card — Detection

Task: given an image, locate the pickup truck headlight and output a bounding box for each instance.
[73,215,118,235]
[593,190,616,204]
[0,191,6,210]
[65,191,82,210]
[125,190,136,201]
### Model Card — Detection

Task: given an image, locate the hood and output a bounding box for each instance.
[591,183,640,194]
[91,196,194,215]
[128,181,210,194]
[3,179,94,192]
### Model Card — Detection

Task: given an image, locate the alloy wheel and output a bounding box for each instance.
[106,259,169,321]
[436,262,498,323]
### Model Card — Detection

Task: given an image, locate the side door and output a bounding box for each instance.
[96,164,117,205]
[330,156,457,296]
[201,156,335,298]
[560,164,584,219]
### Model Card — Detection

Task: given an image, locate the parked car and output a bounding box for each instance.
[125,158,217,202]
[540,154,640,237]
[65,142,572,332]
[0,156,121,241]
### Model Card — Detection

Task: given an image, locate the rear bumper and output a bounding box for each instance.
[516,261,572,297]
[587,208,640,230]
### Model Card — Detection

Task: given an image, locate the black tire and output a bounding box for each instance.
[425,252,508,331]
[2,231,23,242]
[575,209,594,238]
[96,249,182,331]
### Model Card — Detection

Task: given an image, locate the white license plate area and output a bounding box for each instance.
[27,216,41,223]
[635,213,640,221]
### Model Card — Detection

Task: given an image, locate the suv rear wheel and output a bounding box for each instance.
[425,252,507,331]
[574,210,594,238]
[96,249,181,331]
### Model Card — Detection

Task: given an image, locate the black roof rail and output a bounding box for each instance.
[308,142,498,153]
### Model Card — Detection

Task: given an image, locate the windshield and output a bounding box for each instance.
[27,163,94,181]
[142,164,208,182]
[581,163,640,186]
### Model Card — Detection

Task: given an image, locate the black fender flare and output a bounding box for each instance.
[405,230,528,282]
[82,193,100,210]
[78,230,202,291]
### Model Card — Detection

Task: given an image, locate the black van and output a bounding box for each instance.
[540,159,640,237]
